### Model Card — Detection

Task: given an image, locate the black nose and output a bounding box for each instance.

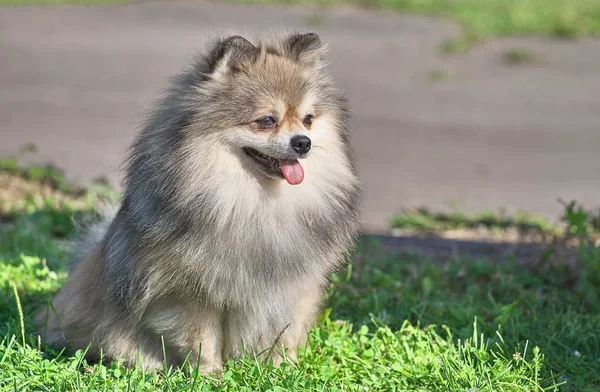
[290,135,311,155]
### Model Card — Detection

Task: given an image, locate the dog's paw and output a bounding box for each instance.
[199,362,223,377]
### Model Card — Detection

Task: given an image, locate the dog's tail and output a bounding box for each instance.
[67,202,118,269]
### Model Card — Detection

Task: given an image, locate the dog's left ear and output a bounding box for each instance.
[283,32,326,69]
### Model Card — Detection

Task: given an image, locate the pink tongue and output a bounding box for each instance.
[279,159,304,185]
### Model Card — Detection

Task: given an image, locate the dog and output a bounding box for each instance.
[39,31,362,374]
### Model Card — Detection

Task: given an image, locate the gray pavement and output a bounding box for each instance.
[1,1,600,232]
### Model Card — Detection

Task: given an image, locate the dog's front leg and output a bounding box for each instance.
[144,298,224,375]
[273,286,324,365]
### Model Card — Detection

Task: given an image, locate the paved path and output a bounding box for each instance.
[1,1,600,232]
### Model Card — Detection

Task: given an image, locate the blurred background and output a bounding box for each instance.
[1,0,599,233]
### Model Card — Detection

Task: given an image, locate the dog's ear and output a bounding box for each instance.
[208,35,258,77]
[283,32,325,69]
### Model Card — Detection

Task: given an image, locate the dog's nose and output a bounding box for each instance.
[290,135,311,155]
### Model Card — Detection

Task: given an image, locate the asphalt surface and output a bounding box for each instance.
[1,1,600,232]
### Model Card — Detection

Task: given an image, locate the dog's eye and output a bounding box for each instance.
[303,114,314,127]
[256,116,277,129]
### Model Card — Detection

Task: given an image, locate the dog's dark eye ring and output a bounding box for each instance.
[303,114,314,127]
[256,116,277,128]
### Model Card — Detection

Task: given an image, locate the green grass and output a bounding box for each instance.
[502,47,538,65]
[391,205,600,245]
[426,67,457,83]
[2,167,600,390]
[391,207,560,235]
[231,0,600,51]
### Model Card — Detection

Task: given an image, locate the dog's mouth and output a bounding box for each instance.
[243,147,304,185]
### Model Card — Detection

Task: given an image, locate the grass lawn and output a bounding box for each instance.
[1,163,600,391]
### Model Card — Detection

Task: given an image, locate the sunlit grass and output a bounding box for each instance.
[2,164,599,390]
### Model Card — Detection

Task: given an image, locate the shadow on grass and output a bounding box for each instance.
[321,233,600,390]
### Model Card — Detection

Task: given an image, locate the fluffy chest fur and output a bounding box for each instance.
[108,132,361,312]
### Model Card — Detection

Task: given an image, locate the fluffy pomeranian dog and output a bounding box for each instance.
[40,31,362,374]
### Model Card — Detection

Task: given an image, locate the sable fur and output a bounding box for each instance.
[40,31,362,373]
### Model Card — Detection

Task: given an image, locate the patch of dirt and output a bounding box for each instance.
[391,227,564,245]
[0,172,88,216]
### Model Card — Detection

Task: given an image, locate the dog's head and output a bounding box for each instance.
[193,32,349,186]
[124,31,360,242]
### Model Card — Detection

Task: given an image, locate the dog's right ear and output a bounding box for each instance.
[208,35,258,78]
[283,32,325,69]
